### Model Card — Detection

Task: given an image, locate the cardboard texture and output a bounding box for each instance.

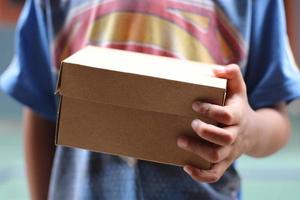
[56,46,227,170]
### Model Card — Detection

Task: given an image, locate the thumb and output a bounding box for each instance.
[213,64,246,96]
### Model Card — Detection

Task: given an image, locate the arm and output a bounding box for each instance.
[23,107,56,200]
[177,64,291,183]
[246,103,290,157]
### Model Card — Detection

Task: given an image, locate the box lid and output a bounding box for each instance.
[56,46,227,118]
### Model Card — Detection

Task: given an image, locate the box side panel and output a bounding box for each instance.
[59,64,225,118]
[55,96,63,144]
[57,96,211,170]
[55,63,65,95]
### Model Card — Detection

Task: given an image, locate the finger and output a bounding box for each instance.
[191,119,237,146]
[183,160,230,183]
[177,136,231,163]
[213,64,246,95]
[192,101,239,125]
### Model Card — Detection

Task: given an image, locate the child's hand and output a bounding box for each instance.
[177,64,257,183]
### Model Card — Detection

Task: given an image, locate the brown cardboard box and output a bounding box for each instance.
[55,46,227,170]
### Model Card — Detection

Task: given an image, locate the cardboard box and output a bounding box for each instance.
[55,46,227,170]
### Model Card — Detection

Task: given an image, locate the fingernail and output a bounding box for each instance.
[183,166,192,175]
[191,119,200,129]
[214,66,226,73]
[177,138,187,148]
[192,101,201,112]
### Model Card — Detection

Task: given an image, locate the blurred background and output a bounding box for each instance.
[0,0,299,199]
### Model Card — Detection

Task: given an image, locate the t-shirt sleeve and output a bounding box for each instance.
[0,0,57,121]
[244,0,300,109]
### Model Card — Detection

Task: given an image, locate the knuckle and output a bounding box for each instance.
[209,148,222,163]
[191,172,201,180]
[228,64,241,78]
[184,139,192,149]
[188,170,201,181]
[221,131,235,145]
[209,174,220,183]
[199,125,210,136]
[220,110,233,124]
[224,133,235,145]
[230,64,240,72]
[200,103,211,117]
[185,139,201,154]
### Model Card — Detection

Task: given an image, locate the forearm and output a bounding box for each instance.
[23,107,56,200]
[246,103,290,157]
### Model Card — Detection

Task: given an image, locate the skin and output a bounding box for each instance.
[23,64,290,199]
[23,108,56,200]
[177,64,290,183]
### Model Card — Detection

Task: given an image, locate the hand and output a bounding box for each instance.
[177,64,257,183]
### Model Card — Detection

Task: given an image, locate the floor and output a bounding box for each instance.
[1,26,300,200]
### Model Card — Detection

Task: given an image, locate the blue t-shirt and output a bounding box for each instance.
[1,0,300,199]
